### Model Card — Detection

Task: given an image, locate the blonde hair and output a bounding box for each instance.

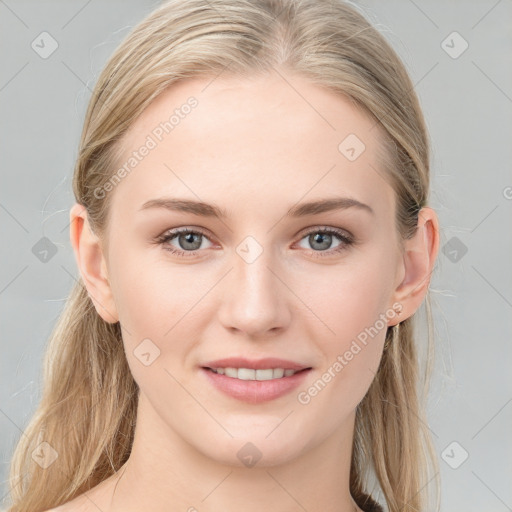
[6,1,440,510]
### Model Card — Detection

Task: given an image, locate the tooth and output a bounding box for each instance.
[213,367,300,380]
[224,367,238,378]
[237,368,256,380]
[255,369,274,381]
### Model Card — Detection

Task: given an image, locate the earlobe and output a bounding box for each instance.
[391,207,440,320]
[69,203,119,324]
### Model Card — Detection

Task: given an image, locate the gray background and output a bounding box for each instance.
[1,0,511,510]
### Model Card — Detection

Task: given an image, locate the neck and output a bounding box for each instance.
[106,392,360,512]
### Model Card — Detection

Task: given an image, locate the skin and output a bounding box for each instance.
[57,69,439,512]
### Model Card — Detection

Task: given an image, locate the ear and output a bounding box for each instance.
[390,207,440,323]
[69,203,119,324]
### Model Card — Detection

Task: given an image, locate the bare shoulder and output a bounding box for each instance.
[40,469,121,512]
[41,502,87,512]
[41,493,97,512]
[41,475,118,512]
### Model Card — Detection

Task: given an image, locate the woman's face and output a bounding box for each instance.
[91,71,412,466]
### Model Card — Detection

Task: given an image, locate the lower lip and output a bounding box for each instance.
[200,367,312,404]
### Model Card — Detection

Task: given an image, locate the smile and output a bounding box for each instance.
[207,367,306,380]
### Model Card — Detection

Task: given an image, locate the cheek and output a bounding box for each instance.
[295,252,393,403]
[300,251,394,339]
[107,247,220,382]
[109,244,197,334]
[106,249,187,363]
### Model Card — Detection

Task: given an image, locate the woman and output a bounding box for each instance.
[7,0,440,510]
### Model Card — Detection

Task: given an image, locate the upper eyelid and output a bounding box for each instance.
[159,225,353,246]
[296,225,353,239]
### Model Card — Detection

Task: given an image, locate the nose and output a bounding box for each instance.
[217,242,292,338]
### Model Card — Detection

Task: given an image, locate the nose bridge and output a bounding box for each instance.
[217,234,290,336]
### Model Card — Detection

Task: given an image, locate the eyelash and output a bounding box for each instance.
[154,226,354,259]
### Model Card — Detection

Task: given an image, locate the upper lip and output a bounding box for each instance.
[202,357,312,371]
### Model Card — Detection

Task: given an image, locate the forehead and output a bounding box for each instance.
[110,71,395,221]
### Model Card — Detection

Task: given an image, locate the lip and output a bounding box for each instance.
[201,357,311,371]
[200,366,312,404]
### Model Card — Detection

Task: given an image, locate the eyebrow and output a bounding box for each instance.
[139,196,374,218]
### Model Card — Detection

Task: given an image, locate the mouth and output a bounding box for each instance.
[200,361,313,404]
[202,366,312,381]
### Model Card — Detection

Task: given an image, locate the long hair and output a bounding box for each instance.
[6,1,440,510]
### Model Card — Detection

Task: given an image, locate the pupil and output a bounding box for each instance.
[312,232,331,250]
[181,232,200,250]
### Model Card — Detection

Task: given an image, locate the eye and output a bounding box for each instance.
[296,227,354,258]
[154,226,354,259]
[155,227,214,257]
